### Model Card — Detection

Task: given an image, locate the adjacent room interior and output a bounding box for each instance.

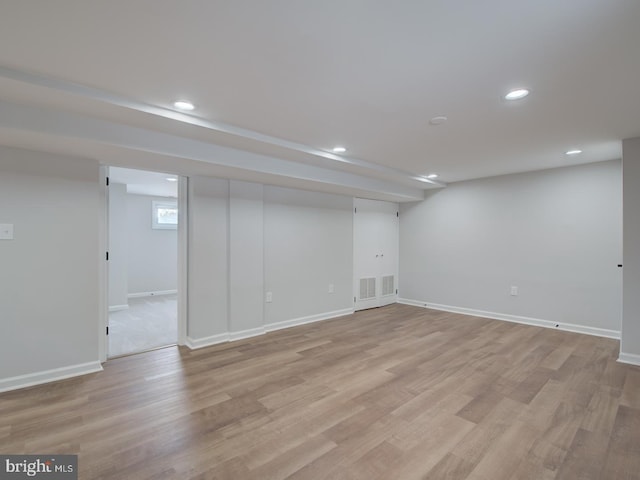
[107,167,179,357]
[1,2,640,479]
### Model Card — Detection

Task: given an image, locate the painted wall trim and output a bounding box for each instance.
[108,304,129,312]
[398,298,621,340]
[265,308,354,333]
[0,361,103,393]
[186,308,355,350]
[229,327,266,342]
[186,333,230,350]
[128,290,177,299]
[618,352,640,366]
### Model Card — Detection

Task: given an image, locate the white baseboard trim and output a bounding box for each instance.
[108,304,129,312]
[128,290,177,299]
[186,332,230,350]
[265,308,354,333]
[618,352,640,366]
[398,298,620,340]
[229,327,266,342]
[0,361,103,393]
[185,308,355,350]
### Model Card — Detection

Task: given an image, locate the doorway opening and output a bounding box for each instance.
[106,167,183,358]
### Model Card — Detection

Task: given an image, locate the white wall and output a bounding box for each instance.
[186,178,356,347]
[126,193,177,294]
[264,186,353,325]
[229,181,264,336]
[188,176,229,341]
[108,183,128,308]
[400,160,622,335]
[0,146,101,388]
[622,138,640,361]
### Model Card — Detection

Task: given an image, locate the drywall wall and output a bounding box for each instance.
[229,180,264,336]
[126,193,177,294]
[264,186,353,326]
[622,138,640,361]
[188,176,229,341]
[400,160,622,334]
[108,182,128,309]
[0,146,101,385]
[187,179,357,346]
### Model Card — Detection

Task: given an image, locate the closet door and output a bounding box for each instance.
[353,198,399,311]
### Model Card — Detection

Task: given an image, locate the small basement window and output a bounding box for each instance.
[152,200,178,230]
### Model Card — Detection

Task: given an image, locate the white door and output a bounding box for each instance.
[353,198,399,311]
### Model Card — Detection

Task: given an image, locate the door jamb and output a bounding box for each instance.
[177,176,188,346]
[100,167,188,361]
[98,165,109,363]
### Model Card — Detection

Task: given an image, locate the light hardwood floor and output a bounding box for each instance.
[1,304,639,479]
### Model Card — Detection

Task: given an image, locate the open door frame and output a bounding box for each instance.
[99,165,109,363]
[99,166,188,363]
[177,175,188,346]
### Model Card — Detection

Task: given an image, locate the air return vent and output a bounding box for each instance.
[359,277,376,300]
[382,275,395,296]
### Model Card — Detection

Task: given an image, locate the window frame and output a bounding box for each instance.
[152,200,178,230]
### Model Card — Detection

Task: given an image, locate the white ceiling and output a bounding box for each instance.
[110,167,178,198]
[1,1,639,201]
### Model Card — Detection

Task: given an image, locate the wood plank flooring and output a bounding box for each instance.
[1,304,639,479]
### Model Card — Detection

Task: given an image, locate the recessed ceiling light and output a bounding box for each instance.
[565,149,582,155]
[504,89,530,100]
[166,177,178,182]
[332,146,347,153]
[426,174,439,179]
[429,116,448,126]
[173,101,195,111]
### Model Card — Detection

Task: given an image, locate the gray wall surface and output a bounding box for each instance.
[108,183,128,307]
[0,147,100,379]
[126,193,177,294]
[229,180,265,334]
[186,179,357,343]
[400,160,622,332]
[264,186,353,325]
[188,176,229,339]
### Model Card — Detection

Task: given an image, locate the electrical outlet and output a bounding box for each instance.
[0,224,13,240]
[510,286,518,296]
[328,284,334,294]
[266,291,273,303]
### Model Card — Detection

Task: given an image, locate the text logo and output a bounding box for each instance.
[1,455,77,479]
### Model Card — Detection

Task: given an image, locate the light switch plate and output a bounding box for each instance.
[0,224,13,240]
